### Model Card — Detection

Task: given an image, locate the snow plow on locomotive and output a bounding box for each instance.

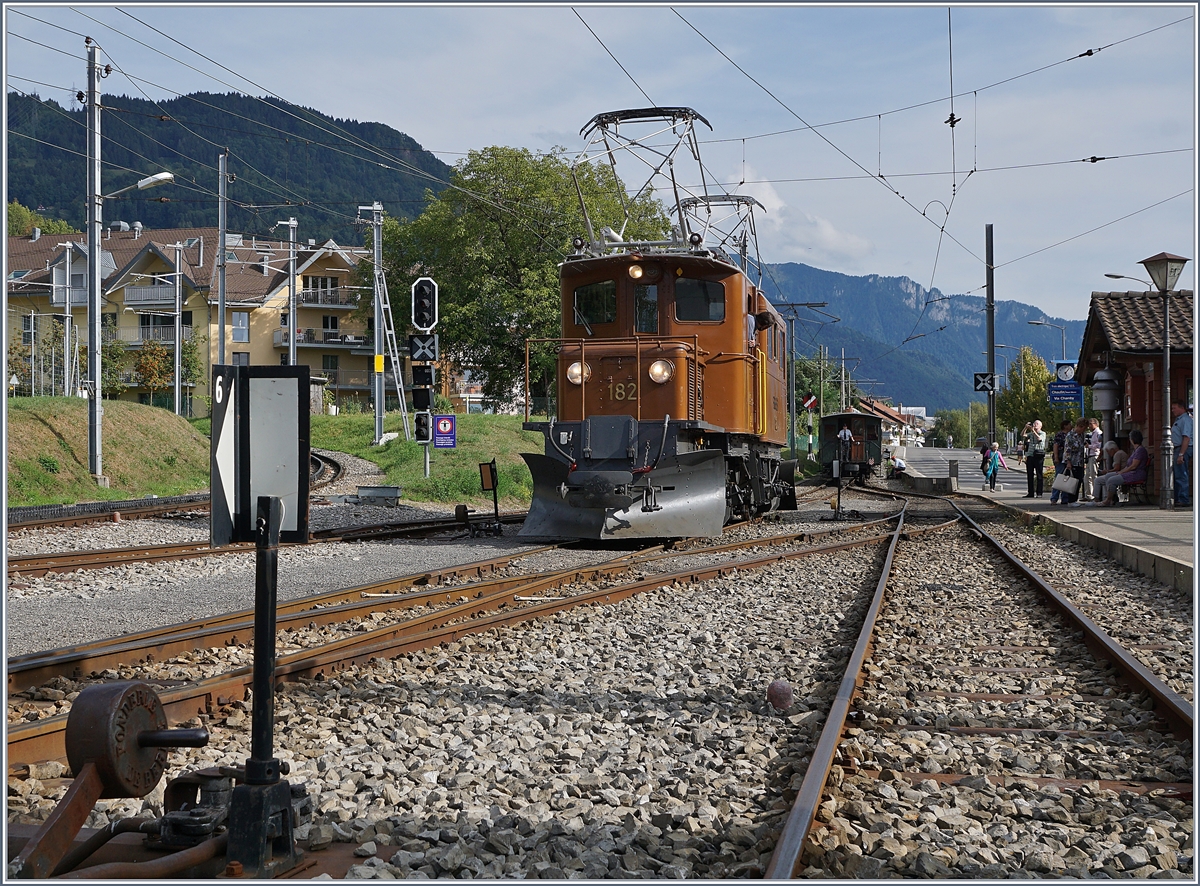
[520,108,797,540]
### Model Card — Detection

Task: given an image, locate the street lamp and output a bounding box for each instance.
[1027,320,1066,362]
[87,170,174,483]
[85,33,178,485]
[1133,253,1190,509]
[996,344,1024,392]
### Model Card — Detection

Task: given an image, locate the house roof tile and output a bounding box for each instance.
[1087,290,1194,353]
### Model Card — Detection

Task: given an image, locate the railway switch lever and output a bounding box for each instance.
[224,496,307,879]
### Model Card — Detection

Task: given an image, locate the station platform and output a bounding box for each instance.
[893,446,1195,592]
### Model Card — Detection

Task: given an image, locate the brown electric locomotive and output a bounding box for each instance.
[521,108,797,539]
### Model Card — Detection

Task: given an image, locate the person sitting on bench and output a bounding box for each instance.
[1097,430,1147,507]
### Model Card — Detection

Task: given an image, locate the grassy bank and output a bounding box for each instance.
[311,413,544,508]
[6,397,210,506]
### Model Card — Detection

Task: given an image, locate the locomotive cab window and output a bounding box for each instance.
[574,280,617,329]
[635,284,658,334]
[674,278,725,322]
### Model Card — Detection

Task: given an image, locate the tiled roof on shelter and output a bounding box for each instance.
[1087,291,1194,353]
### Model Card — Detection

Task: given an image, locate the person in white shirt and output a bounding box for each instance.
[1083,418,1102,501]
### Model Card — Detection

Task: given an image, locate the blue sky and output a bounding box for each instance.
[5,3,1196,326]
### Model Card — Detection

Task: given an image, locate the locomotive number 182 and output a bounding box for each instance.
[608,381,637,401]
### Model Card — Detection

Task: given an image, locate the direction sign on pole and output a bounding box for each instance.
[973,372,996,393]
[1047,380,1085,405]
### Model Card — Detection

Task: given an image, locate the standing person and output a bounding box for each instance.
[1048,419,1072,505]
[1021,419,1048,498]
[1083,417,1102,501]
[1097,431,1148,506]
[947,434,953,450]
[1063,418,1088,506]
[983,442,1007,491]
[837,422,853,464]
[1171,400,1192,507]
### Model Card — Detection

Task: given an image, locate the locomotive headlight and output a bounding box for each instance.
[566,361,592,385]
[628,264,644,279]
[648,359,675,384]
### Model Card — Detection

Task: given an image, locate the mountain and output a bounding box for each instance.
[765,262,1085,412]
[6,91,452,245]
[8,91,1081,411]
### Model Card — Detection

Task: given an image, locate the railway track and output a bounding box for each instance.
[6,485,1189,878]
[6,511,532,579]
[6,512,915,766]
[765,491,1193,879]
[4,451,341,534]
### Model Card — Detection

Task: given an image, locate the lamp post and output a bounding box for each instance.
[1135,254,1189,509]
[996,344,1023,392]
[1027,320,1066,362]
[86,38,175,484]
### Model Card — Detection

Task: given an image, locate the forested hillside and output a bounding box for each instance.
[6,91,451,244]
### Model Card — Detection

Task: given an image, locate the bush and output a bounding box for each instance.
[37,454,60,474]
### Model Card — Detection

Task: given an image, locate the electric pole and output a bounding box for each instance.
[86,38,106,485]
[985,224,996,447]
[218,149,229,364]
[276,218,298,366]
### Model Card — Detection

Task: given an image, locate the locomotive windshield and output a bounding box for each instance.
[675,278,725,322]
[574,280,616,328]
[635,284,658,333]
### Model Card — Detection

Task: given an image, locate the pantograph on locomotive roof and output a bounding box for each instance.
[569,106,765,286]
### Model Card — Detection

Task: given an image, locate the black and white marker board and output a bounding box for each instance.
[210,365,310,546]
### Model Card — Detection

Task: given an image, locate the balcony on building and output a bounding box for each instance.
[49,287,89,307]
[123,284,178,306]
[103,325,194,347]
[274,328,369,348]
[298,287,358,309]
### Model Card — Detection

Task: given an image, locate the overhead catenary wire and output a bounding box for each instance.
[574,8,655,106]
[671,8,986,268]
[697,13,1193,146]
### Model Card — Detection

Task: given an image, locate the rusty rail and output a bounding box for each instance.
[8,520,918,767]
[764,495,1193,879]
[764,505,908,878]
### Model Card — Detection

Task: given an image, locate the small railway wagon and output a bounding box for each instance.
[818,411,883,482]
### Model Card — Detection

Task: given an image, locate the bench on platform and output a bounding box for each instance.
[1122,461,1154,505]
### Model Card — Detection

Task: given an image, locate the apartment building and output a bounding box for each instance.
[6,224,392,416]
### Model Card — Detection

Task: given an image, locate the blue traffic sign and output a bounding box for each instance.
[1047,380,1084,405]
[433,414,457,448]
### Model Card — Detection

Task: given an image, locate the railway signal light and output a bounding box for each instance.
[412,364,435,387]
[412,387,433,411]
[414,411,433,444]
[412,278,438,332]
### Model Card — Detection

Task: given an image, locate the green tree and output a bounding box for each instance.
[180,334,206,384]
[134,338,174,405]
[78,335,129,399]
[372,146,669,407]
[932,401,990,450]
[7,200,78,237]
